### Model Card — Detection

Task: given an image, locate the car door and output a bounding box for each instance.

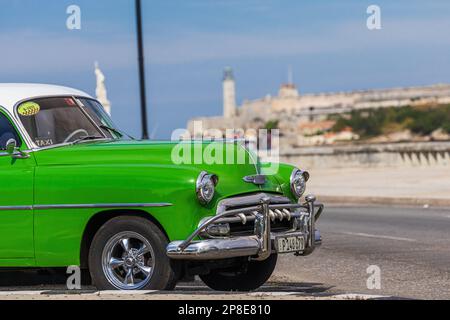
[0,110,35,262]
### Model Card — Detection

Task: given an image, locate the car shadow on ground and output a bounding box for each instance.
[172,281,336,296]
[0,269,93,290]
[260,281,335,295]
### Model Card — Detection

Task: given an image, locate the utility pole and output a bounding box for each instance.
[135,0,149,139]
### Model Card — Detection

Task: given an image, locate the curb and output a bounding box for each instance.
[0,290,396,300]
[317,195,450,207]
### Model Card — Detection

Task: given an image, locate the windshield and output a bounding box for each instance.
[17,97,117,147]
[76,98,117,131]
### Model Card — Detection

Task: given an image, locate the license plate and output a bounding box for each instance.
[276,236,305,253]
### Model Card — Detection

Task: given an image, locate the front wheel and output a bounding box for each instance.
[200,254,277,291]
[88,216,177,290]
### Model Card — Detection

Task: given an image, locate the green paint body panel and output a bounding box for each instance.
[0,109,36,265]
[0,154,35,260]
[0,139,297,267]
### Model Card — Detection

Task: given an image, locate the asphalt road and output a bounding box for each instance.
[276,205,450,299]
[0,205,449,299]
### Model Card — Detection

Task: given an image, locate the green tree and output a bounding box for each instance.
[331,104,450,138]
[263,120,279,131]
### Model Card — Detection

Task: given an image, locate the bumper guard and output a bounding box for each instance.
[166,194,324,261]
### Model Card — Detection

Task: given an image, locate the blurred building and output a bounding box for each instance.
[223,67,237,118]
[187,68,450,147]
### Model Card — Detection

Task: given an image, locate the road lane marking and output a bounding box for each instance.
[332,294,388,300]
[341,232,417,242]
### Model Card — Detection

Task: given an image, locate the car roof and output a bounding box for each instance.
[0,83,92,116]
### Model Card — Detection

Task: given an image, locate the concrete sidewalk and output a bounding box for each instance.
[306,166,450,207]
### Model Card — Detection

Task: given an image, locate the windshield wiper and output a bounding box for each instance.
[99,124,135,140]
[72,135,105,145]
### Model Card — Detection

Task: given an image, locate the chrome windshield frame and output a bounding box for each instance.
[11,95,117,152]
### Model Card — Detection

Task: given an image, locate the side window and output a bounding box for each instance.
[0,113,22,150]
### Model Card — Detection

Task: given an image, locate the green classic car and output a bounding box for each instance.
[0,83,324,291]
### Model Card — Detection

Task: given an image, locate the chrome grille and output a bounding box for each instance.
[205,193,303,237]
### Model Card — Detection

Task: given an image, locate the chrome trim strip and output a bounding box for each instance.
[0,203,172,211]
[0,150,33,157]
[0,206,33,211]
[33,203,173,210]
[216,192,290,215]
[30,139,112,153]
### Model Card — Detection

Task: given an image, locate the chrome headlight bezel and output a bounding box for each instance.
[290,168,309,199]
[196,171,219,205]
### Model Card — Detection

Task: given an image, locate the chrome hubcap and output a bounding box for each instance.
[101,231,155,290]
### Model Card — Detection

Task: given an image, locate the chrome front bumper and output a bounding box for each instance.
[166,194,324,261]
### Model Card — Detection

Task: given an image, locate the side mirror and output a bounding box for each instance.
[5,138,29,159]
[6,139,17,155]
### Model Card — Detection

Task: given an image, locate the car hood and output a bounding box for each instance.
[33,139,284,198]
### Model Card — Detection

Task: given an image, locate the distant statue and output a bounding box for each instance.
[95,62,111,115]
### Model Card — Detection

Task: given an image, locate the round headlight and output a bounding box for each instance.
[196,172,219,205]
[290,168,309,199]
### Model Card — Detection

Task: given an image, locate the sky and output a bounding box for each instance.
[1,0,450,139]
